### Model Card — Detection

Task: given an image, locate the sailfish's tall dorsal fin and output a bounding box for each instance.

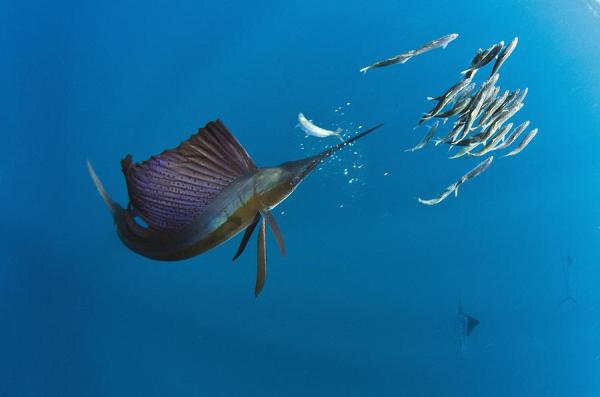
[122,119,257,232]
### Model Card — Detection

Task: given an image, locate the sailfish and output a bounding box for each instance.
[87,119,384,296]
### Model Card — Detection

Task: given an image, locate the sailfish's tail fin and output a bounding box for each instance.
[86,160,122,216]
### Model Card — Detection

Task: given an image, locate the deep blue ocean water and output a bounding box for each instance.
[4,1,600,395]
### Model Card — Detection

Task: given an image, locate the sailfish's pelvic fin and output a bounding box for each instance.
[262,209,285,257]
[256,217,267,296]
[232,212,260,261]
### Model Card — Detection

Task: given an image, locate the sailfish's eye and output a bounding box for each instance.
[290,176,301,186]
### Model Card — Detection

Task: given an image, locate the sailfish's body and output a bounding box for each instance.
[88,119,383,295]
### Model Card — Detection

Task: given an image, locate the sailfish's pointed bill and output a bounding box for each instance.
[255,217,267,296]
[232,212,260,261]
[280,123,385,187]
[262,209,285,257]
[327,123,384,153]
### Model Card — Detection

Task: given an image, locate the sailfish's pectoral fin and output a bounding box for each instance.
[261,209,285,257]
[255,217,267,296]
[232,213,260,261]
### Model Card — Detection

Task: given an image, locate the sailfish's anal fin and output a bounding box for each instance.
[255,217,267,296]
[262,209,285,257]
[232,213,260,261]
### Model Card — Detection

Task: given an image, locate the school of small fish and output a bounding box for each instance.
[407,36,539,205]
[296,34,539,206]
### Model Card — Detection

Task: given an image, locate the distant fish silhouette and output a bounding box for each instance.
[87,119,384,296]
[456,301,479,358]
[559,255,577,306]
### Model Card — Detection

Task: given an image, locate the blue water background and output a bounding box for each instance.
[3,1,600,395]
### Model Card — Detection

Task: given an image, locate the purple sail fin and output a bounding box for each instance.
[122,119,256,232]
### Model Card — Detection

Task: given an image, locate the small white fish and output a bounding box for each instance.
[470,123,513,157]
[459,156,494,185]
[413,33,459,54]
[419,156,494,206]
[405,121,439,152]
[493,121,530,151]
[503,128,538,157]
[449,142,479,159]
[461,41,504,75]
[418,182,459,205]
[297,113,344,142]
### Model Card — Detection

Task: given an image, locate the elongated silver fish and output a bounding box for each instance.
[359,50,415,74]
[419,78,473,125]
[481,102,524,144]
[493,121,530,151]
[480,86,500,111]
[491,37,518,76]
[427,79,473,102]
[418,181,459,205]
[360,33,458,74]
[459,156,494,184]
[484,87,525,131]
[406,121,439,152]
[464,48,485,80]
[461,41,504,75]
[503,128,538,157]
[454,82,477,104]
[480,90,518,131]
[419,156,494,205]
[507,87,528,108]
[454,75,499,142]
[435,97,472,120]
[414,33,459,55]
[448,135,481,147]
[438,120,466,145]
[457,95,485,142]
[477,90,509,128]
[470,123,513,157]
[432,83,475,124]
[449,142,479,159]
[462,73,499,117]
